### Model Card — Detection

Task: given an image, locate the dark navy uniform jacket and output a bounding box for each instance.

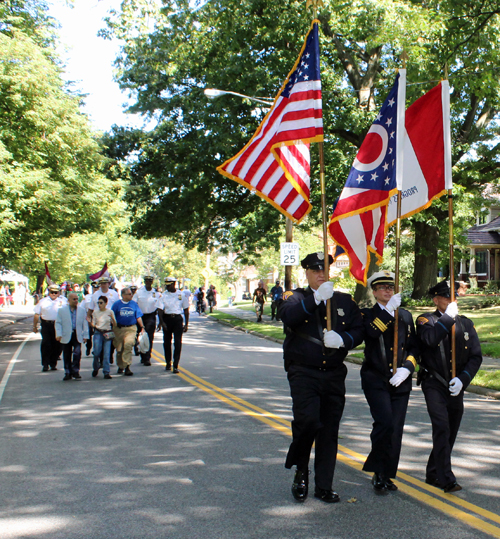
[361,305,419,393]
[416,310,482,389]
[278,286,364,371]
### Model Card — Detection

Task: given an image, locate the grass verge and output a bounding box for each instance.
[207,311,285,341]
[471,370,500,391]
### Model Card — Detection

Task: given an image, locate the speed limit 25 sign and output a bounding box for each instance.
[280,242,300,266]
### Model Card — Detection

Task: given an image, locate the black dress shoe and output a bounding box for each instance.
[443,481,462,493]
[385,478,398,491]
[165,364,171,371]
[314,488,340,503]
[372,472,387,491]
[50,366,58,371]
[124,367,134,376]
[92,370,98,378]
[104,374,112,379]
[291,469,309,502]
[117,368,124,374]
[42,366,49,372]
[143,361,151,366]
[73,373,82,380]
[63,374,72,381]
[173,368,179,374]
[425,477,441,487]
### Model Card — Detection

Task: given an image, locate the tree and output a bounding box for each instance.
[0,0,121,278]
[103,0,500,296]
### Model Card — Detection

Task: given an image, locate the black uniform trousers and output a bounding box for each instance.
[40,320,60,368]
[285,364,347,490]
[62,330,82,374]
[86,325,94,356]
[140,312,156,363]
[361,369,410,478]
[271,301,281,321]
[163,314,184,368]
[422,377,464,487]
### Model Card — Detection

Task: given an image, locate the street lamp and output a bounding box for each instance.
[205,86,294,291]
[204,88,274,106]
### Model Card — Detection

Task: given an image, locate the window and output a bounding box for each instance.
[476,251,487,274]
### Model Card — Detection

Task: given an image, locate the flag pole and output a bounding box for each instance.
[308,2,332,331]
[319,141,332,331]
[392,55,408,375]
[441,64,456,378]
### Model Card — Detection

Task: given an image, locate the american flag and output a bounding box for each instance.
[329,71,406,284]
[217,22,323,224]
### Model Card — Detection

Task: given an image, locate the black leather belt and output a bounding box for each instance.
[117,324,135,328]
[165,313,182,317]
[41,319,55,324]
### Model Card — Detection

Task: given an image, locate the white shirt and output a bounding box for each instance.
[133,286,159,314]
[34,296,68,321]
[377,302,395,317]
[89,288,120,311]
[157,289,190,315]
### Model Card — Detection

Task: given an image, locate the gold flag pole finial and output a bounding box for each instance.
[400,50,409,69]
[306,0,324,18]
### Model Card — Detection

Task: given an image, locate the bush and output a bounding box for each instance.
[402,297,434,308]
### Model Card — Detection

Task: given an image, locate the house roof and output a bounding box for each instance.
[467,215,500,246]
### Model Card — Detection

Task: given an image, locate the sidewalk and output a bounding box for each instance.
[0,305,33,330]
[218,305,500,400]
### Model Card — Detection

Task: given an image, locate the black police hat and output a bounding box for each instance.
[428,280,459,298]
[301,252,334,270]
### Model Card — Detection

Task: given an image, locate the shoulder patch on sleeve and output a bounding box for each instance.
[418,317,429,325]
[283,291,294,300]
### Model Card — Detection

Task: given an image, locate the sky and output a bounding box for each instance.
[48,0,143,132]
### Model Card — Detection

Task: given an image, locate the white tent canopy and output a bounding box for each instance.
[0,270,29,284]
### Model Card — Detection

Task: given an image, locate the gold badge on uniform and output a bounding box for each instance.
[464,332,469,341]
[337,308,344,317]
[284,291,294,300]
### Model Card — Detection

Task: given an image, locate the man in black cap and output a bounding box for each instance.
[360,271,419,492]
[278,252,364,503]
[416,280,482,493]
[270,280,284,321]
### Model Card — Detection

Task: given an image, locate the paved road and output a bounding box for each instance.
[1,314,499,539]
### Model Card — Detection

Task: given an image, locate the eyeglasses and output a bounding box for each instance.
[49,291,59,294]
[376,285,395,291]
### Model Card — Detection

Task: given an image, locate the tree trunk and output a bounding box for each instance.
[412,221,439,299]
[353,251,378,307]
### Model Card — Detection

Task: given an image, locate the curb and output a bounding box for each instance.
[0,315,32,331]
[211,316,500,401]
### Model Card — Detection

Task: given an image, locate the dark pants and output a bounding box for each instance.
[163,314,184,368]
[86,325,94,356]
[40,320,60,368]
[271,301,280,321]
[361,369,410,478]
[140,312,156,363]
[285,364,347,490]
[62,330,82,374]
[422,377,464,487]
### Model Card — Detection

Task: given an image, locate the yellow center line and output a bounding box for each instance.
[150,349,500,538]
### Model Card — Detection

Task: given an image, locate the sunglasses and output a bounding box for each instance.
[98,301,105,304]
[49,291,59,294]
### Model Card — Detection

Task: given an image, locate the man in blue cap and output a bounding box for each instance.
[278,252,364,504]
[416,280,482,493]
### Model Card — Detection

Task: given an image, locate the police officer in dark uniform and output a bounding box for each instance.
[361,271,419,492]
[278,252,364,503]
[417,280,482,493]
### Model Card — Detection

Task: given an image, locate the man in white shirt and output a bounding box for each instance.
[83,281,99,356]
[33,284,68,372]
[157,276,189,373]
[87,276,120,320]
[133,274,159,366]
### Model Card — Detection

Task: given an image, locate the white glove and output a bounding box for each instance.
[449,377,463,397]
[314,281,334,303]
[323,330,344,349]
[444,302,458,319]
[389,367,411,387]
[385,293,402,313]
